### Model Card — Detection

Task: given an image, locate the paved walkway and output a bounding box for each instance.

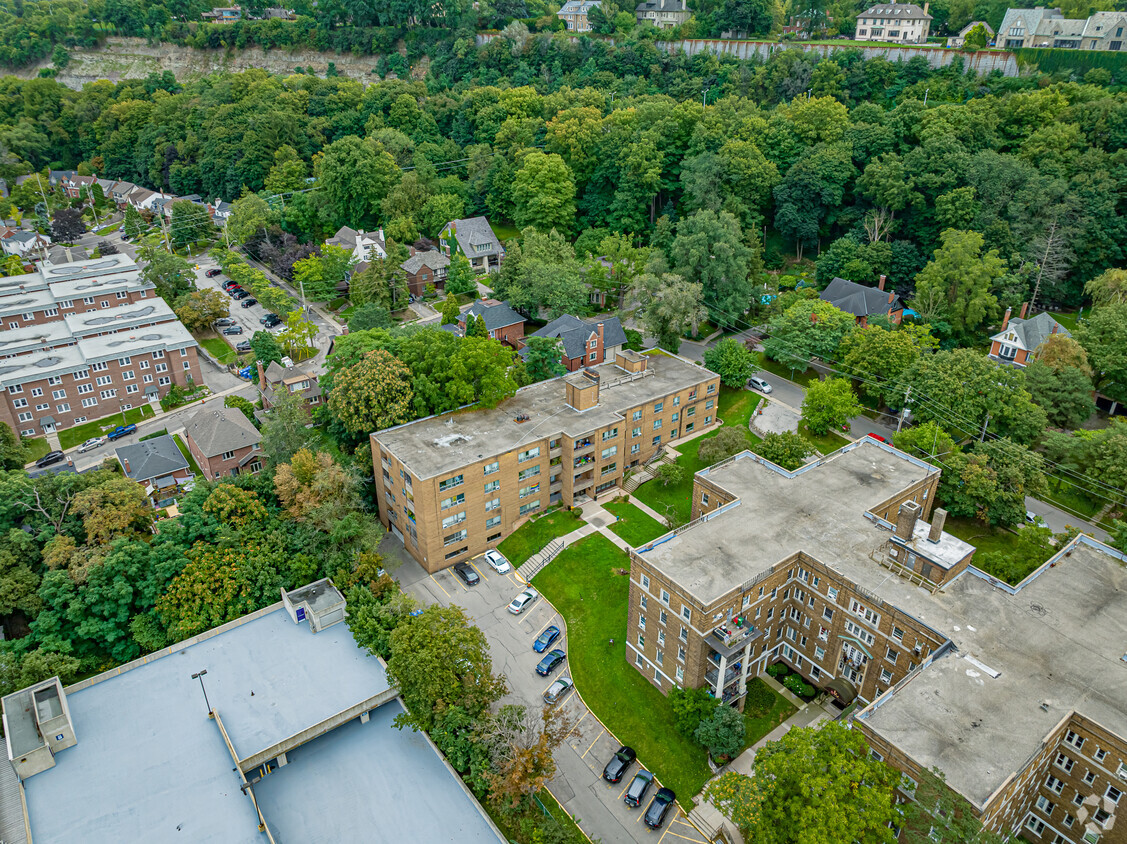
[622,495,669,526]
[751,400,800,437]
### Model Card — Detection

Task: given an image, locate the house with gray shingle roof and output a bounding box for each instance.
[529,315,627,371]
[183,405,263,480]
[115,434,193,506]
[635,0,690,29]
[401,249,451,296]
[458,299,524,347]
[819,276,903,327]
[988,306,1070,368]
[258,360,323,413]
[439,217,505,274]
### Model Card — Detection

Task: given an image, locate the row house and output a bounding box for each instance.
[372,350,719,573]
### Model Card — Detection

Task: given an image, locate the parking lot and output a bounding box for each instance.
[191,258,279,347]
[391,541,709,844]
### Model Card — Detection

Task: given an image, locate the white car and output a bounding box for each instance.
[748,375,773,394]
[484,549,512,574]
[508,587,539,615]
[77,437,105,453]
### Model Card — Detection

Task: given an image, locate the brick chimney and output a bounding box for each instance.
[596,321,604,362]
[928,508,947,543]
[1019,301,1028,319]
[1051,322,1059,334]
[923,1,929,13]
[123,457,130,473]
[256,359,267,391]
[878,274,887,291]
[1001,307,1011,330]
[895,500,921,541]
[888,290,895,305]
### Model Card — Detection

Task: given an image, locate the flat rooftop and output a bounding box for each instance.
[0,288,53,318]
[254,698,504,843]
[77,319,196,364]
[638,440,1127,808]
[0,345,85,389]
[21,607,393,843]
[0,320,73,355]
[64,299,176,336]
[375,352,715,480]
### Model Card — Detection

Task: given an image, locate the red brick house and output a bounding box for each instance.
[458,299,525,347]
[183,405,263,480]
[988,305,1070,368]
[527,315,628,372]
[819,275,903,327]
[401,250,450,297]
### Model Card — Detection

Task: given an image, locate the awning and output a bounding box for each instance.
[825,677,858,705]
[39,415,55,426]
[155,475,178,489]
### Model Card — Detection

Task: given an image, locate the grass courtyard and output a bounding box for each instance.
[58,405,156,450]
[603,498,667,546]
[496,508,584,566]
[197,335,238,365]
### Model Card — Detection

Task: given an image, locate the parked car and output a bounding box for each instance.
[533,625,560,653]
[508,587,538,615]
[483,549,512,574]
[222,325,243,335]
[535,649,565,677]
[602,746,637,783]
[222,280,240,290]
[236,341,253,352]
[241,298,258,308]
[866,433,887,443]
[1026,510,1044,525]
[107,424,137,441]
[644,788,676,829]
[205,268,222,277]
[231,289,248,300]
[77,436,104,453]
[35,450,65,467]
[452,561,479,587]
[214,317,236,326]
[261,313,282,328]
[748,375,773,394]
[623,771,654,808]
[543,676,573,705]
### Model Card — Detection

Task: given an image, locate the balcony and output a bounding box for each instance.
[709,622,763,659]
[574,439,594,455]
[574,455,595,469]
[573,473,594,493]
[705,662,742,689]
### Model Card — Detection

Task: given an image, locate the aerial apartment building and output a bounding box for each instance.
[0,255,201,438]
[627,439,1127,844]
[372,350,720,572]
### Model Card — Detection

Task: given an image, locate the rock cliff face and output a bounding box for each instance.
[0,37,416,89]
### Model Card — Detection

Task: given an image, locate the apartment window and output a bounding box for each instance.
[7,385,22,395]
[35,403,49,412]
[880,668,893,684]
[1036,795,1055,816]
[183,361,191,371]
[155,363,168,373]
[1025,817,1045,836]
[823,607,834,621]
[631,443,640,454]
[118,356,131,366]
[632,409,642,421]
[652,419,662,430]
[517,446,540,463]
[484,497,500,512]
[639,615,646,630]
[442,512,466,530]
[659,609,668,626]
[50,389,67,400]
[671,412,678,422]
[637,633,645,648]
[486,515,501,529]
[828,586,838,601]
[850,599,881,627]
[101,389,119,399]
[660,589,669,604]
[441,493,465,510]
[681,606,691,622]
[17,412,33,422]
[886,648,898,664]
[686,406,696,417]
[518,465,540,481]
[677,646,685,662]
[679,626,687,642]
[656,650,663,667]
[444,546,468,560]
[221,450,236,461]
[1065,730,1085,751]
[439,474,464,492]
[1095,748,1108,762]
[116,291,128,300]
[121,370,136,381]
[484,479,500,494]
[519,499,540,516]
[152,350,165,359]
[675,666,683,682]
[601,427,618,441]
[654,401,663,413]
[1055,753,1075,773]
[652,435,661,446]
[601,445,617,459]
[1084,770,1096,785]
[892,626,904,642]
[632,427,641,438]
[635,653,644,668]
[519,483,539,499]
[483,460,499,475]
[82,397,98,408]
[443,529,468,546]
[814,646,825,660]
[641,574,650,590]
[844,621,875,647]
[140,361,149,370]
[12,398,27,409]
[1045,775,1065,794]
[1106,786,1122,804]
[7,321,16,330]
[705,399,714,409]
[44,308,58,317]
[600,463,617,476]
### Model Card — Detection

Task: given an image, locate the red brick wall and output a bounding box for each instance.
[491,322,524,347]
[192,441,262,480]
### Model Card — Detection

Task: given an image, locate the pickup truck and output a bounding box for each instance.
[106,424,137,441]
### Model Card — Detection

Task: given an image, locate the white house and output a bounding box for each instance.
[855,3,933,42]
[325,226,387,263]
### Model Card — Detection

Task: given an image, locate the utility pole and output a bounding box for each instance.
[896,387,911,434]
[979,412,991,444]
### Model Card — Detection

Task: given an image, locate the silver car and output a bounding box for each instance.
[508,587,539,615]
[543,676,573,704]
[748,375,773,393]
[484,549,512,574]
[77,436,104,453]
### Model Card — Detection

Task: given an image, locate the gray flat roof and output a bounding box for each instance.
[0,269,48,296]
[0,288,54,318]
[64,299,177,336]
[638,442,937,605]
[0,345,86,389]
[77,320,196,364]
[0,320,73,355]
[375,352,715,480]
[48,269,148,301]
[253,698,504,843]
[22,607,393,843]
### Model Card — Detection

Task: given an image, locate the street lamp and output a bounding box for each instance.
[191,670,214,718]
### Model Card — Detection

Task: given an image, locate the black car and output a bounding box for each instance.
[236,341,253,352]
[602,746,636,783]
[261,313,282,328]
[623,771,654,808]
[205,268,222,277]
[221,325,243,335]
[35,450,65,468]
[231,289,248,300]
[452,562,479,586]
[241,298,258,308]
[644,788,676,829]
[535,649,565,677]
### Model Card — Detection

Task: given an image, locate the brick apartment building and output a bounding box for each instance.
[183,405,263,480]
[372,350,720,573]
[626,440,1127,844]
[0,255,201,438]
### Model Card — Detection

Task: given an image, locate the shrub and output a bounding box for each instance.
[694,704,746,760]
[698,427,751,465]
[783,674,815,698]
[670,686,719,738]
[744,679,777,716]
[766,663,787,678]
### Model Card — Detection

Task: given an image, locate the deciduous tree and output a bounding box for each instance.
[1024,360,1095,429]
[482,703,574,808]
[327,348,414,436]
[523,336,565,383]
[1076,303,1127,403]
[141,249,194,302]
[512,151,576,236]
[911,230,1001,341]
[0,422,29,470]
[173,288,229,332]
[260,388,316,467]
[169,199,211,250]
[801,377,862,436]
[631,271,707,354]
[694,703,745,760]
[839,323,937,404]
[50,207,86,242]
[444,253,478,297]
[703,337,756,388]
[764,299,856,371]
[672,210,755,329]
[755,431,814,470]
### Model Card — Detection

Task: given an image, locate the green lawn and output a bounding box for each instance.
[497,508,585,565]
[943,516,1017,557]
[532,534,713,806]
[173,434,202,476]
[755,353,820,388]
[1049,311,1081,333]
[22,437,51,463]
[741,679,796,751]
[634,387,763,525]
[603,498,668,546]
[58,405,155,450]
[492,222,521,242]
[799,426,851,455]
[198,335,237,364]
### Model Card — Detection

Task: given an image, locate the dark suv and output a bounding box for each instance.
[602,746,636,783]
[644,788,676,829]
[535,649,565,677]
[261,313,282,328]
[623,770,654,808]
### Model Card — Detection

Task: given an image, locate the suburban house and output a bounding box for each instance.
[528,315,628,371]
[61,174,96,200]
[439,217,505,274]
[258,360,323,412]
[946,19,994,46]
[998,6,1127,48]
[401,249,450,297]
[635,0,691,28]
[819,275,903,326]
[211,198,233,224]
[1,230,50,260]
[458,299,525,347]
[201,5,243,21]
[110,181,139,208]
[557,0,601,30]
[115,435,193,507]
[854,2,932,42]
[183,405,263,480]
[326,226,386,264]
[987,305,1070,367]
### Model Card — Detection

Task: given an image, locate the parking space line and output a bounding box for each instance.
[660,822,705,843]
[616,780,631,800]
[566,709,589,738]
[428,574,451,598]
[580,729,604,759]
[468,559,489,580]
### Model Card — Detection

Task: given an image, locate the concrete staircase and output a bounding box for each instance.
[622,447,676,493]
[518,537,568,581]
